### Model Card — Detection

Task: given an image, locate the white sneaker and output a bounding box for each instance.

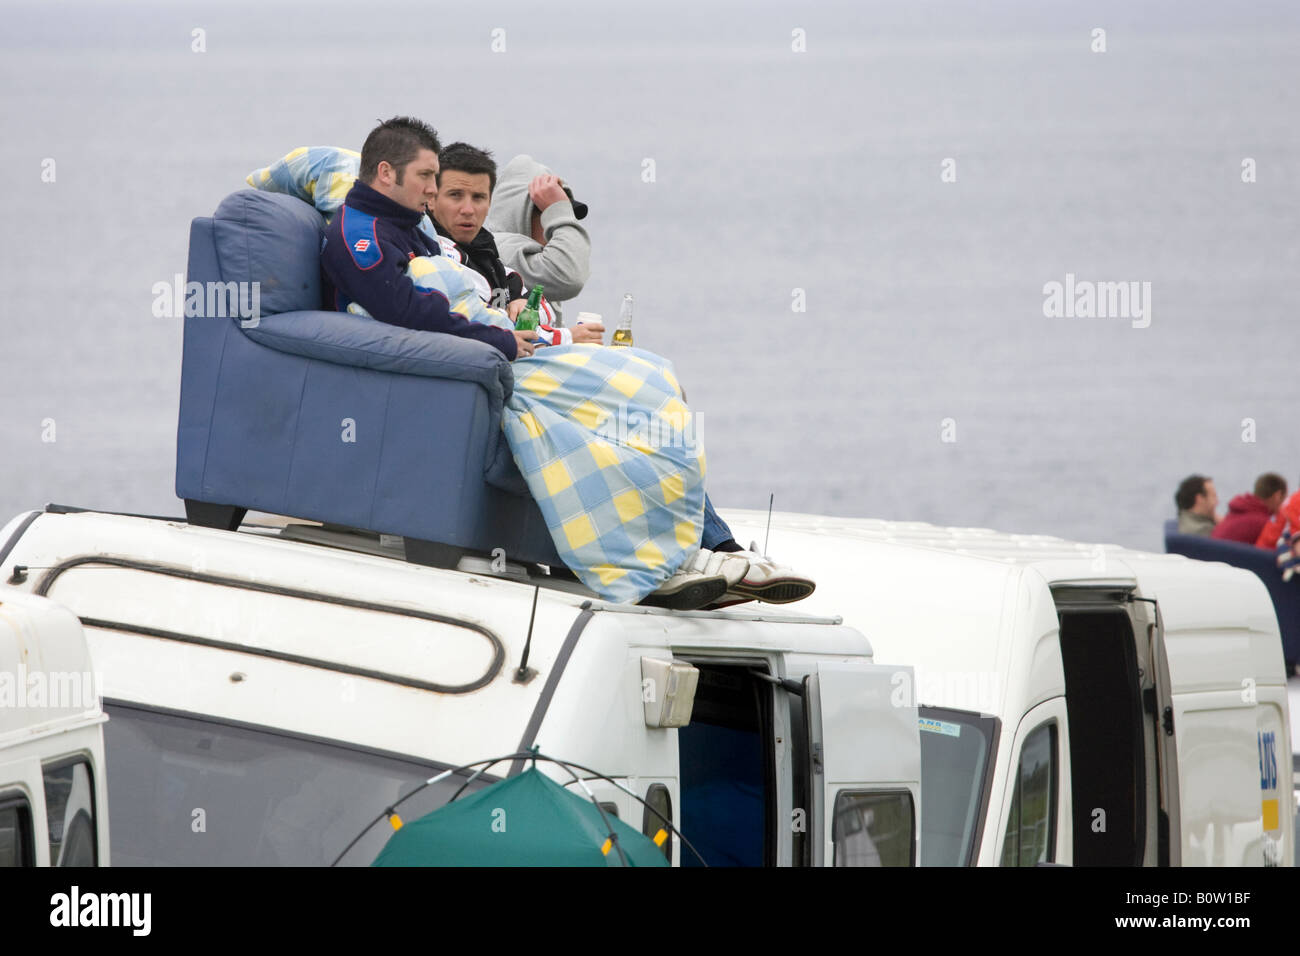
[695,548,752,587]
[640,548,747,610]
[725,550,815,604]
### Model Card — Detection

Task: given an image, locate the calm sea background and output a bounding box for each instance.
[1,0,1297,552]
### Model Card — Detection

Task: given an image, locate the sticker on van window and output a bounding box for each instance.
[1258,730,1280,833]
[919,717,961,738]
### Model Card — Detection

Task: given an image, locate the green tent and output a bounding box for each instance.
[372,767,669,867]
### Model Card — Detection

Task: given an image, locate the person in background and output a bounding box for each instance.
[1257,476,1300,551]
[1175,474,1219,536]
[484,155,591,324]
[1212,473,1287,545]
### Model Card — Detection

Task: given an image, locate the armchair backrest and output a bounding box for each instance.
[177,189,561,568]
[203,189,326,316]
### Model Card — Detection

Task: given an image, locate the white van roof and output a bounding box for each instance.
[0,508,875,769]
[716,508,1286,714]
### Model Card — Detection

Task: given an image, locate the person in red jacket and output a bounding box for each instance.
[1212,472,1287,545]
[1258,481,1300,551]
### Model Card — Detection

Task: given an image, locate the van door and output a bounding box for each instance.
[995,698,1071,866]
[1131,595,1181,866]
[1052,587,1176,866]
[804,661,921,866]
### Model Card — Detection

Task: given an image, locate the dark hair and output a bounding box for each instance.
[1255,472,1288,500]
[359,116,441,184]
[1175,474,1210,511]
[437,142,497,193]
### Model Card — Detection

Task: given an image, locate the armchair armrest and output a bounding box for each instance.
[243,310,514,402]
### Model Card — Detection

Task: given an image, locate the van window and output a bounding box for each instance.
[917,707,998,866]
[42,760,98,867]
[642,783,673,862]
[102,701,490,866]
[832,790,915,866]
[0,794,35,867]
[1000,723,1057,866]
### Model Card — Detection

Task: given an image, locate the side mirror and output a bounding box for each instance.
[641,658,699,728]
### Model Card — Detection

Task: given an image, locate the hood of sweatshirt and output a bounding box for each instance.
[483,155,590,307]
[485,154,555,237]
[1225,493,1271,516]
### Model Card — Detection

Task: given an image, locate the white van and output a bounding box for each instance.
[0,589,110,867]
[717,509,1292,867]
[0,507,920,867]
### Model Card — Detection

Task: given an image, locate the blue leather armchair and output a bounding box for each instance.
[1163,520,1299,671]
[175,189,562,567]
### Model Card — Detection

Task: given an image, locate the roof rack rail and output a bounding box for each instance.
[44,502,185,522]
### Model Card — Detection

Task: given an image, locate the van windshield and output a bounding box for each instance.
[102,702,490,866]
[918,707,998,866]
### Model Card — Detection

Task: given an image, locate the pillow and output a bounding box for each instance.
[212,190,325,316]
[246,146,360,216]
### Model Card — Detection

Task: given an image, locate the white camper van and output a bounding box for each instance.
[0,590,109,867]
[0,507,920,867]
[719,510,1293,868]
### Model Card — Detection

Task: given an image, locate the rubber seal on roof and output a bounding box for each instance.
[0,511,40,570]
[34,554,505,694]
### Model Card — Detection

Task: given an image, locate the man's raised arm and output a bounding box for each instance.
[518,175,591,301]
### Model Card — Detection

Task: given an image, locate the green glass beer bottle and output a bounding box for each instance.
[516,285,543,331]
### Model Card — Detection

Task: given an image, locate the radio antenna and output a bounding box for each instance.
[763,493,774,558]
[514,586,540,684]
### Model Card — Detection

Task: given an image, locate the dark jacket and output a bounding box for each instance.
[320,181,517,359]
[1211,494,1273,545]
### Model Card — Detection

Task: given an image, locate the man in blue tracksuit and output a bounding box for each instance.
[320,116,535,361]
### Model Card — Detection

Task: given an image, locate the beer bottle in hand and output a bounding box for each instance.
[516,285,544,331]
[612,293,634,347]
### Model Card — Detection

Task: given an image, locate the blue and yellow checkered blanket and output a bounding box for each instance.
[506,345,706,602]
[247,145,361,217]
[249,145,451,251]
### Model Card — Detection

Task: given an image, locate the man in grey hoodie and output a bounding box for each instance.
[484,155,591,323]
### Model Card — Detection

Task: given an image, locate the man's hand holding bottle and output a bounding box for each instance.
[512,328,538,358]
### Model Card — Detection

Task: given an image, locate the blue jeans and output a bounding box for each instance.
[701,494,736,551]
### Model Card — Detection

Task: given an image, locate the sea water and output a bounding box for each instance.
[1,0,1297,552]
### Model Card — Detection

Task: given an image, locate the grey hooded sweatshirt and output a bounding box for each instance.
[485,155,591,322]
